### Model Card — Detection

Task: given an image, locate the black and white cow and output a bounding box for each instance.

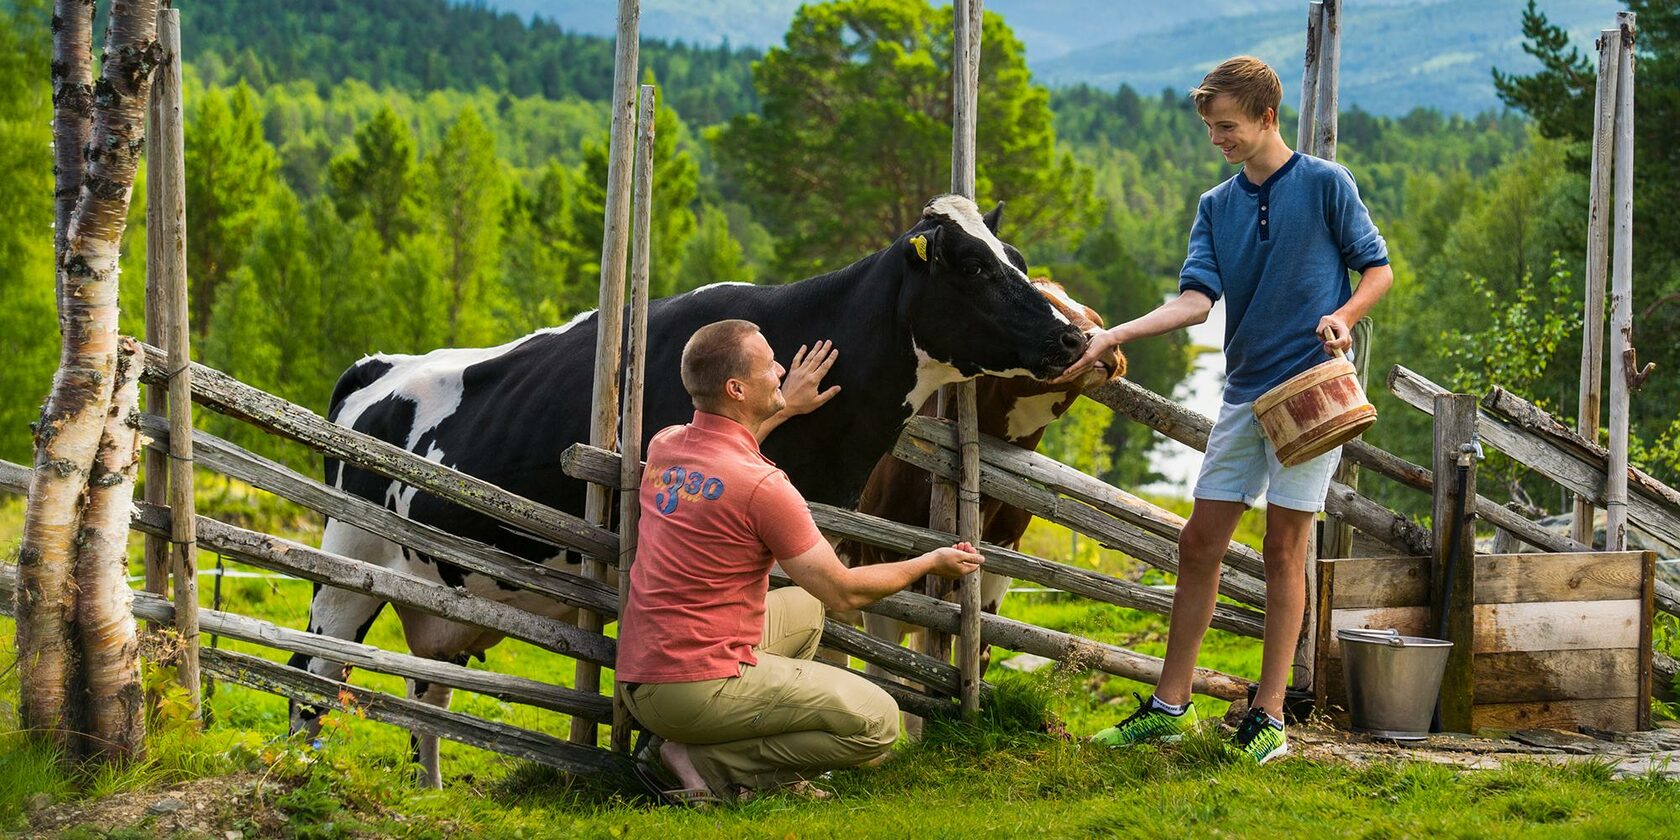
[290,195,1085,785]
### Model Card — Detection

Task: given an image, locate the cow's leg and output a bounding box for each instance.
[861,610,929,740]
[397,609,498,788]
[407,672,458,789]
[288,519,399,740]
[977,571,1012,673]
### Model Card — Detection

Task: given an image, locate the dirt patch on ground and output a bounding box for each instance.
[24,772,297,838]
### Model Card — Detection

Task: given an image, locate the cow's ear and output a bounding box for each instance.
[982,201,1005,233]
[906,225,941,266]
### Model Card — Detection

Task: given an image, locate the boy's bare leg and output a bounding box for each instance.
[1154,499,1247,706]
[1252,504,1314,719]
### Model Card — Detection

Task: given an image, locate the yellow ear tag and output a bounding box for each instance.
[910,234,928,261]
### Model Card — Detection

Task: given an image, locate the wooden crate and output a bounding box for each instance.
[1314,551,1655,733]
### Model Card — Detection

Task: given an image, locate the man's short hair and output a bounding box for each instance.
[1190,56,1282,121]
[681,319,761,409]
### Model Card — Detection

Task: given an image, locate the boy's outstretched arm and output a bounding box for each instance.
[1055,289,1214,383]
[1317,263,1393,356]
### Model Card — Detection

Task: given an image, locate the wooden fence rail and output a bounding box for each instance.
[895,417,1270,609]
[0,562,611,722]
[1389,365,1680,553]
[0,457,617,667]
[137,416,619,616]
[134,343,617,561]
[562,443,1267,638]
[203,649,624,776]
[1085,375,1580,554]
[1082,378,1432,555]
[559,444,1252,698]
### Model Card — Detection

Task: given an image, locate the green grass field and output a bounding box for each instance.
[4,488,1680,838]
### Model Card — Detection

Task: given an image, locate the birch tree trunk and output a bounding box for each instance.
[17,0,160,751]
[52,0,95,325]
[74,339,146,761]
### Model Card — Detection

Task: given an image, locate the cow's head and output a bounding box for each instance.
[898,196,1087,380]
[1031,279,1126,390]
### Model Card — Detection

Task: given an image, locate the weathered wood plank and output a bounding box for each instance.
[770,573,1255,701]
[1324,556,1431,610]
[0,562,612,721]
[1433,393,1480,732]
[819,618,992,699]
[1474,649,1642,704]
[1574,29,1621,546]
[201,648,624,776]
[136,342,619,560]
[1471,697,1639,733]
[903,415,1266,580]
[1388,365,1680,552]
[1472,552,1644,604]
[1470,600,1642,654]
[564,442,1268,636]
[890,432,1272,610]
[127,501,618,666]
[845,666,954,721]
[140,415,619,617]
[1081,380,1432,556]
[1342,434,1587,554]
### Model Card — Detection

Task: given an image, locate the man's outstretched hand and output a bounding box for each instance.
[781,340,842,416]
[928,542,985,578]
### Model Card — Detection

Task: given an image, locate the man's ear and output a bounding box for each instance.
[724,377,746,401]
[906,225,942,266]
[982,202,1004,234]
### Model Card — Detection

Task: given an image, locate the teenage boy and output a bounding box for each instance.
[1057,56,1393,763]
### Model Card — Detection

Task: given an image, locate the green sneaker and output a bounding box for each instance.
[1230,707,1288,764]
[1091,694,1199,747]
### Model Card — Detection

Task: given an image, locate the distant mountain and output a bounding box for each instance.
[481,0,1621,116]
[1037,0,1620,116]
[480,1,1323,59]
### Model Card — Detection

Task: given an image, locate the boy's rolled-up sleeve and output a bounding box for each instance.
[1179,195,1222,302]
[1329,165,1389,271]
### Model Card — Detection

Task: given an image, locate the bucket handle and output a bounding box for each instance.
[1339,627,1405,647]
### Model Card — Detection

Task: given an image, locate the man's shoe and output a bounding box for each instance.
[1230,707,1288,765]
[1091,693,1199,747]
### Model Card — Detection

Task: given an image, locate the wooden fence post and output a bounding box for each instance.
[1296,1,1322,152]
[573,0,640,747]
[152,7,201,721]
[1311,0,1340,160]
[951,0,985,720]
[1432,394,1478,732]
[1574,28,1622,548]
[143,30,171,626]
[1605,11,1637,552]
[610,83,655,754]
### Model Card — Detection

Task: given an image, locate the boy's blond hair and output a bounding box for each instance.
[1190,56,1282,122]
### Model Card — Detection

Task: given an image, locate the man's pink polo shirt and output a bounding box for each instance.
[615,411,825,684]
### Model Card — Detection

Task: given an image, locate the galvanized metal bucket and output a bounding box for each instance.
[1338,627,1453,741]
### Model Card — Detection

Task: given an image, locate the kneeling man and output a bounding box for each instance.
[617,319,982,801]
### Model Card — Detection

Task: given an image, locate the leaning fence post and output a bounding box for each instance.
[153,6,201,721]
[1296,1,1323,152]
[610,83,655,755]
[1605,11,1637,552]
[573,0,641,748]
[1574,27,1622,548]
[948,0,986,720]
[142,11,172,626]
[1431,394,1478,732]
[1311,0,1341,160]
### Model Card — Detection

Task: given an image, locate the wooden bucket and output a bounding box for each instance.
[1253,357,1376,467]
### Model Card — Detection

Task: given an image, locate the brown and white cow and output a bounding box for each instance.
[836,279,1125,696]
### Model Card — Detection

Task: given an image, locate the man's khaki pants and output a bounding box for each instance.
[622,587,899,794]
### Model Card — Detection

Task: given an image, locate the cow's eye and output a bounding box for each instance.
[963,261,985,276]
